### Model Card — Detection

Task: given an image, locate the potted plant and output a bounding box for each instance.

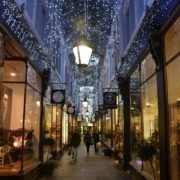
[41,159,59,176]
[44,137,55,159]
[41,137,59,176]
[136,139,157,179]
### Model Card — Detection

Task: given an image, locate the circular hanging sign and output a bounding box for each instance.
[103,92,117,109]
[67,106,75,114]
[51,90,65,104]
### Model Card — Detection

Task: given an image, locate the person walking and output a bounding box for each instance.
[70,128,81,161]
[92,130,100,153]
[83,129,92,154]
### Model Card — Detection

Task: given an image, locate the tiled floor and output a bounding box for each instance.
[41,141,133,180]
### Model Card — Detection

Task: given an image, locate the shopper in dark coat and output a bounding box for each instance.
[84,129,92,154]
[92,130,100,153]
[71,129,81,161]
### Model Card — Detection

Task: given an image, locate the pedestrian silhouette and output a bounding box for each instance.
[83,129,92,154]
[70,128,81,161]
[92,130,99,153]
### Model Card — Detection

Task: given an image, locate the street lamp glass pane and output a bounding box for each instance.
[73,45,92,65]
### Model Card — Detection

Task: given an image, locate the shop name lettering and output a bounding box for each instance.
[1,8,38,59]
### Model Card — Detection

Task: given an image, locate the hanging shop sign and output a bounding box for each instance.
[103,92,117,109]
[0,1,48,71]
[51,89,65,104]
[67,105,75,114]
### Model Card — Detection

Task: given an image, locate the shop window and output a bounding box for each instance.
[113,94,124,159]
[141,60,159,179]
[43,105,52,161]
[130,55,160,179]
[51,105,62,152]
[141,77,159,140]
[24,85,41,163]
[165,16,180,180]
[0,60,41,171]
[166,58,180,179]
[56,107,61,150]
[130,67,142,159]
[27,63,41,92]
[0,60,26,170]
[3,61,26,82]
[165,17,180,62]
[141,53,156,83]
[117,96,124,159]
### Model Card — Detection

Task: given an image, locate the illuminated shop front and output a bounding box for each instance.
[0,36,42,173]
[129,53,160,179]
[43,103,62,162]
[165,16,180,180]
[0,2,51,177]
[42,88,66,161]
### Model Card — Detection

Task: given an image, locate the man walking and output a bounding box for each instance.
[84,128,92,154]
[71,128,81,161]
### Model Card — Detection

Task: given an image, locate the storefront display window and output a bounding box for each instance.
[0,83,25,169]
[27,63,42,91]
[51,105,62,151]
[104,110,111,147]
[0,60,26,170]
[43,105,53,161]
[56,107,61,150]
[0,60,42,171]
[24,85,41,163]
[141,77,158,138]
[3,61,26,82]
[165,16,180,180]
[111,94,124,160]
[141,58,159,179]
[118,97,124,158]
[141,54,156,82]
[130,54,160,179]
[165,17,180,62]
[43,103,62,157]
[130,68,141,159]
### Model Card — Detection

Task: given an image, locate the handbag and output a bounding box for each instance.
[68,147,72,156]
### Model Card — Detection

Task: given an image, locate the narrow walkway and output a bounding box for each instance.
[41,140,132,180]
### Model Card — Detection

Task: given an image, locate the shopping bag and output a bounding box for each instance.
[68,147,72,156]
